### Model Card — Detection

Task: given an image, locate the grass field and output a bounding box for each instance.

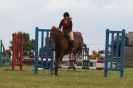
[0,67,133,88]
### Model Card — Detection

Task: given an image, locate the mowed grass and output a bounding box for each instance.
[0,67,133,88]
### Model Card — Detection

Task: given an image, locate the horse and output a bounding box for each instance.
[49,26,84,76]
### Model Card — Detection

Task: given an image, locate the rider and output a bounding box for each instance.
[59,12,74,51]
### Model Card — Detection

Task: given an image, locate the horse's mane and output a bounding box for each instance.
[51,26,63,35]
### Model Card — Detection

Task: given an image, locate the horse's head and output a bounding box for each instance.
[49,26,62,43]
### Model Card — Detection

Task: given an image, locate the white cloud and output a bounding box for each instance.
[44,0,97,13]
[102,0,133,15]
[41,0,133,19]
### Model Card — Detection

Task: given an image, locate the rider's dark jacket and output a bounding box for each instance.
[59,18,72,33]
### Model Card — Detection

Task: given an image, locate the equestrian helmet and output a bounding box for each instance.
[63,12,69,17]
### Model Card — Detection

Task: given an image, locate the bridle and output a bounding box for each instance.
[49,34,55,50]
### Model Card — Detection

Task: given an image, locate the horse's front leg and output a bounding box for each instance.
[55,58,60,76]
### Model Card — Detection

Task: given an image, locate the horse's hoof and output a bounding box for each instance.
[55,73,58,76]
[50,70,55,75]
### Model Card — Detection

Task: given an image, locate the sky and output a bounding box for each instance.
[0,0,133,52]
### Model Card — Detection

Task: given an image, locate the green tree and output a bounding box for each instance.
[9,32,35,56]
[114,33,128,46]
[113,33,128,56]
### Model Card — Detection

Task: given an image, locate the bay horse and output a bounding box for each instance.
[49,26,84,76]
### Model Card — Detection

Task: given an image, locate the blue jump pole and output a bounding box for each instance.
[35,27,39,74]
[34,27,55,74]
[104,29,125,77]
[120,29,125,77]
[46,31,50,68]
[41,32,44,68]
[104,29,109,77]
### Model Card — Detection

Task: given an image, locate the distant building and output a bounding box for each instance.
[128,32,133,46]
[125,47,133,67]
[125,32,133,67]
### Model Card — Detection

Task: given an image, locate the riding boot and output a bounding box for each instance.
[71,40,75,52]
